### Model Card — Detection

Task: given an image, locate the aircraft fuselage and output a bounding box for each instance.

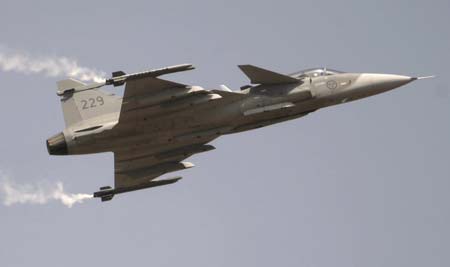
[49,72,417,156]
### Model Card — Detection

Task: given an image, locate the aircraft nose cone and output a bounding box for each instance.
[375,74,414,88]
[357,74,414,93]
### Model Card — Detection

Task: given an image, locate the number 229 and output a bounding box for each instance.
[81,97,104,110]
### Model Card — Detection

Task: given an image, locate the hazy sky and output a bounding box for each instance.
[0,0,449,266]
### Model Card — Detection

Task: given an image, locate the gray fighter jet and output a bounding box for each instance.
[46,64,433,201]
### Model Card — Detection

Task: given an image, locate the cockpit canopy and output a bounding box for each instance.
[291,68,344,78]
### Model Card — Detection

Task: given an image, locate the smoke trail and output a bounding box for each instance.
[0,176,92,208]
[0,45,106,83]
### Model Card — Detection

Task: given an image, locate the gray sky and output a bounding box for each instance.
[0,0,449,266]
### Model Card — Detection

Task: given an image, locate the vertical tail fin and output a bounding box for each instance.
[56,78,121,127]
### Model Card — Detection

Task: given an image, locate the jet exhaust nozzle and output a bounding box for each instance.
[46,132,68,155]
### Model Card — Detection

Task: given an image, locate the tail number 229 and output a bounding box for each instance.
[81,97,105,110]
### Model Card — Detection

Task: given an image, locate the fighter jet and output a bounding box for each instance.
[46,64,433,201]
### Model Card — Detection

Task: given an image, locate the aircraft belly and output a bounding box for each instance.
[69,92,323,155]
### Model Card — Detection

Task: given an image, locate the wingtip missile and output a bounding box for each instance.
[56,81,107,96]
[93,176,182,202]
[105,64,195,87]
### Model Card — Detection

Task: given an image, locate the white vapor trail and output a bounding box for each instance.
[0,45,106,83]
[0,177,92,208]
